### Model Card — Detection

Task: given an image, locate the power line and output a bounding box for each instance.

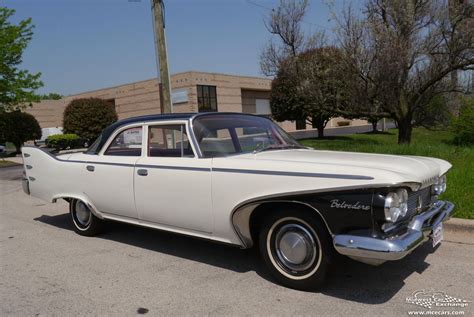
[245,0,332,31]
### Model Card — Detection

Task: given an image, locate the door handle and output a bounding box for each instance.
[86,165,95,172]
[137,169,148,176]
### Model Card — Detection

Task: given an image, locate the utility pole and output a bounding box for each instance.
[151,0,172,113]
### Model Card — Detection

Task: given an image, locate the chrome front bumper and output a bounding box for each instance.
[333,200,455,265]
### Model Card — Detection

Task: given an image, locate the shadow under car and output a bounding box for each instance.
[35,212,435,303]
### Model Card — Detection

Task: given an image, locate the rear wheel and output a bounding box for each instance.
[70,199,104,236]
[258,209,331,291]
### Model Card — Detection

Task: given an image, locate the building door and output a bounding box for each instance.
[255,99,271,115]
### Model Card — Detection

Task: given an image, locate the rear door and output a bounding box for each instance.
[83,124,143,219]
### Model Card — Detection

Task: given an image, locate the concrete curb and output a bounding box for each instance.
[0,161,21,168]
[444,218,474,233]
[3,157,23,164]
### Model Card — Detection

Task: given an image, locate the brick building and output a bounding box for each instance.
[26,71,368,133]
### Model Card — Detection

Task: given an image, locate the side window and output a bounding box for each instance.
[148,124,194,157]
[104,127,143,156]
[199,128,238,157]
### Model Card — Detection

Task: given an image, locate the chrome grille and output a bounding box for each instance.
[407,187,433,216]
[383,186,435,233]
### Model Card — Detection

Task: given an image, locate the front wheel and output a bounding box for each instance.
[70,199,104,236]
[258,209,331,291]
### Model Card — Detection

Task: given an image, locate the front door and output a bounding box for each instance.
[134,123,213,233]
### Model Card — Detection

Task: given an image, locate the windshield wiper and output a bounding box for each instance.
[253,144,305,154]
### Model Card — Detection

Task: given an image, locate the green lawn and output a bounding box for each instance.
[300,128,473,219]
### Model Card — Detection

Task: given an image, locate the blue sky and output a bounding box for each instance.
[5,0,355,95]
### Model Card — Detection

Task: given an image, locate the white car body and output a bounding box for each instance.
[21,113,454,288]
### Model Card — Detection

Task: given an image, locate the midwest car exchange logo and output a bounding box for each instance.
[406,290,470,309]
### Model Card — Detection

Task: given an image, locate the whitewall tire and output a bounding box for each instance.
[258,209,331,290]
[70,199,104,236]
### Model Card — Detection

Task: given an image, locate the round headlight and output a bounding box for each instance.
[432,175,447,195]
[384,189,408,222]
[397,188,408,217]
[384,192,401,222]
[440,175,447,194]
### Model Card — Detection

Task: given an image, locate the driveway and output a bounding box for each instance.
[0,166,472,316]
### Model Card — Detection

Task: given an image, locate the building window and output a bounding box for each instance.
[197,85,217,112]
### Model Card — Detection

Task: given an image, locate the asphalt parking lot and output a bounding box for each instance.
[1,166,473,316]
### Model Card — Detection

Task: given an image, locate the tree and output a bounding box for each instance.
[63,98,118,142]
[334,15,390,132]
[260,0,323,76]
[451,96,474,145]
[413,94,451,129]
[261,0,338,136]
[271,47,344,138]
[336,0,474,144]
[0,111,41,153]
[0,7,43,111]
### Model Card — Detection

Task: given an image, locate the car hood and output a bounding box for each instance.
[222,149,452,187]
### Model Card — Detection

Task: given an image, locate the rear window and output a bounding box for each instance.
[104,127,143,156]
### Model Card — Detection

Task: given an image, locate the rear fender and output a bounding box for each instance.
[21,146,86,205]
[52,193,105,219]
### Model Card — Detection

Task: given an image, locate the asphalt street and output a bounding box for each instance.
[1,165,473,316]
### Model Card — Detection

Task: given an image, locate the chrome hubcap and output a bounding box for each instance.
[75,201,91,227]
[275,224,317,272]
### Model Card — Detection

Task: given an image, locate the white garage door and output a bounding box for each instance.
[256,99,271,115]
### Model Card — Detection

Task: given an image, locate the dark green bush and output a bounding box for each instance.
[46,134,84,151]
[337,121,351,127]
[0,111,41,153]
[63,98,117,143]
[451,97,474,145]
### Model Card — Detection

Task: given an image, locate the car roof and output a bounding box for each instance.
[87,112,266,154]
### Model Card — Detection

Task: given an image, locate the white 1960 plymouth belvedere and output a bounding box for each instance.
[22,113,454,290]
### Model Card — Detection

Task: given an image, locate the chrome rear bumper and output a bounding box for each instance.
[22,172,30,195]
[333,200,455,265]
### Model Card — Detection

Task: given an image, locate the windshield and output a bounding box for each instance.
[192,114,304,158]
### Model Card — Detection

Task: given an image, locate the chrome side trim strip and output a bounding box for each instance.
[213,168,374,180]
[21,147,374,179]
[81,161,134,167]
[22,147,206,171]
[136,164,210,172]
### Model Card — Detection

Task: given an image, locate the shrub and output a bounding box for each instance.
[0,111,41,153]
[337,121,351,127]
[46,134,84,151]
[63,98,117,143]
[451,97,474,145]
[414,94,452,129]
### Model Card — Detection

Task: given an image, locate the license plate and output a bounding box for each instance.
[432,223,443,247]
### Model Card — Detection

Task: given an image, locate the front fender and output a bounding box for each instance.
[231,188,375,248]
